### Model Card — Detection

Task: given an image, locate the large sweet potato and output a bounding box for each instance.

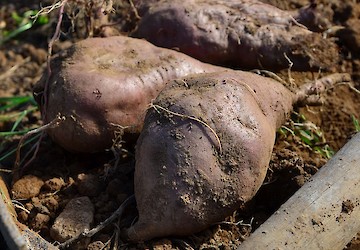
[124,71,350,241]
[34,36,220,152]
[132,0,338,70]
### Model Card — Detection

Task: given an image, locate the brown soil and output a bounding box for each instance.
[1,0,360,249]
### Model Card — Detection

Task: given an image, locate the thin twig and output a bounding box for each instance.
[112,223,120,250]
[172,239,195,250]
[12,202,31,214]
[128,0,141,20]
[12,0,68,180]
[18,132,45,172]
[289,15,308,30]
[284,53,296,87]
[150,104,223,154]
[336,82,360,95]
[0,169,12,173]
[215,217,254,227]
[43,0,67,119]
[33,1,65,20]
[101,235,114,250]
[250,69,288,86]
[59,195,135,249]
[14,115,64,171]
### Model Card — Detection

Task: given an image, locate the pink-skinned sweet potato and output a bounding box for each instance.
[123,71,351,241]
[34,36,221,153]
[132,0,338,70]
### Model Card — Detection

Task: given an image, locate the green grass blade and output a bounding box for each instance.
[0,96,35,112]
[0,133,41,162]
[0,96,33,103]
[10,110,28,132]
[351,115,360,132]
[0,106,37,122]
[0,22,33,45]
[0,129,32,137]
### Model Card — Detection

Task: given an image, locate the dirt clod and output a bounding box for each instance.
[2,0,360,249]
[77,174,102,197]
[342,200,355,214]
[29,213,50,232]
[87,241,106,250]
[152,239,174,250]
[43,177,66,192]
[11,175,44,200]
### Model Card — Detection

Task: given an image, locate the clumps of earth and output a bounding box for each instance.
[1,0,360,249]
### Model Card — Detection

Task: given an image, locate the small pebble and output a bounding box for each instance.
[87,241,105,250]
[50,196,94,243]
[29,213,50,232]
[43,177,65,192]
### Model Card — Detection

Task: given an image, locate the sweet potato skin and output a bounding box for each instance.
[132,0,338,70]
[125,71,295,241]
[35,36,220,152]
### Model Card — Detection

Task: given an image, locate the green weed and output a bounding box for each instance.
[0,95,38,133]
[279,112,334,159]
[0,95,40,162]
[351,115,360,132]
[0,10,49,45]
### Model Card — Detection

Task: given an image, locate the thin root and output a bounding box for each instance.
[250,69,288,86]
[43,0,67,119]
[295,73,352,106]
[129,0,141,20]
[284,53,296,88]
[150,104,223,154]
[14,115,65,175]
[339,82,360,95]
[58,195,135,249]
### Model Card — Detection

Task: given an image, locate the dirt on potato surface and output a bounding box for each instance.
[1,0,360,249]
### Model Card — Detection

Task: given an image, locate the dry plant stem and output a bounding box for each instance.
[14,1,68,179]
[129,0,141,20]
[337,82,360,95]
[284,53,296,87]
[12,203,30,214]
[172,239,195,250]
[34,0,65,18]
[111,224,120,250]
[43,0,67,119]
[215,217,254,227]
[58,195,135,249]
[14,116,64,174]
[250,69,288,86]
[295,73,352,106]
[150,104,223,153]
[0,169,12,173]
[19,132,45,171]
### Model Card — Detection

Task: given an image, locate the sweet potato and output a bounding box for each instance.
[124,71,351,241]
[132,0,338,70]
[34,36,220,152]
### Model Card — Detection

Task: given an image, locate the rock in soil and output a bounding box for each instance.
[50,196,94,244]
[87,241,106,250]
[22,227,58,250]
[29,213,50,232]
[11,175,44,199]
[43,177,66,192]
[152,239,174,250]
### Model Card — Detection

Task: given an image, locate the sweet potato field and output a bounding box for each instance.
[1,0,360,249]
